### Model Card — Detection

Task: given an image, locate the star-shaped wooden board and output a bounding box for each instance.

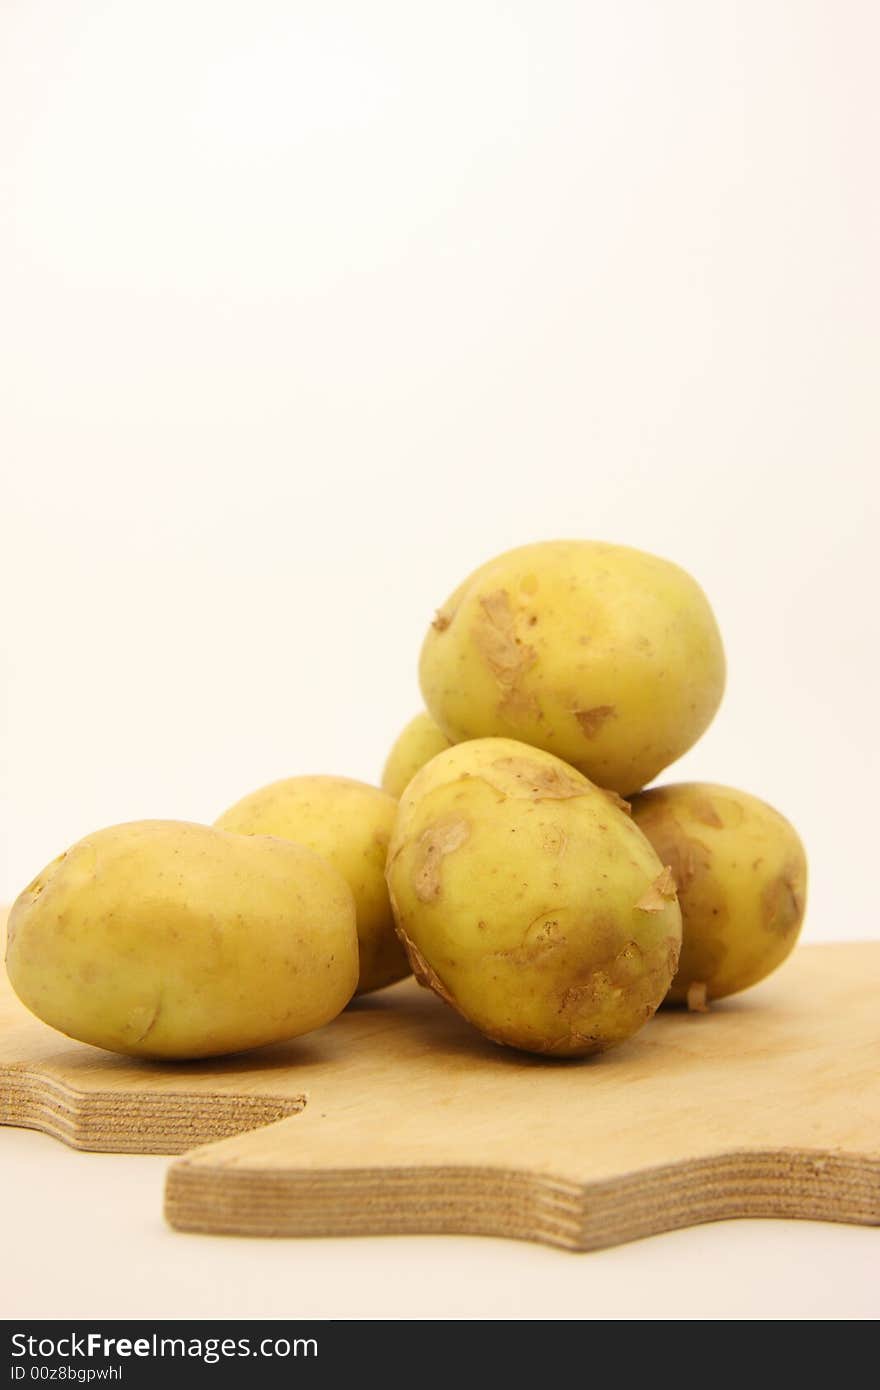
[2,919,878,1251]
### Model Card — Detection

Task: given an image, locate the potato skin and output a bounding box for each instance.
[5,820,358,1059]
[386,738,682,1056]
[216,776,409,994]
[630,783,807,1003]
[419,540,725,795]
[381,713,453,799]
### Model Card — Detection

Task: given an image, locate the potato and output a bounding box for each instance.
[381,712,453,798]
[630,783,807,1005]
[386,738,682,1056]
[419,540,725,794]
[216,775,409,994]
[5,820,358,1059]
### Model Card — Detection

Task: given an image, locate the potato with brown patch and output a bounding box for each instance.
[386,738,682,1056]
[419,540,725,794]
[5,820,358,1059]
[630,783,807,1005]
[381,712,453,798]
[216,776,409,993]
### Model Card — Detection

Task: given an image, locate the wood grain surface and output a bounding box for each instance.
[162,942,880,1248]
[2,912,877,1248]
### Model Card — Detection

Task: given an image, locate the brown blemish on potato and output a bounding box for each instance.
[548,933,676,1051]
[540,824,568,856]
[762,866,804,937]
[666,835,709,892]
[686,981,709,1012]
[493,911,568,965]
[560,938,648,1002]
[128,993,163,1044]
[486,755,586,801]
[473,588,543,725]
[709,794,745,829]
[667,934,682,977]
[557,977,599,1013]
[397,933,457,1009]
[22,851,68,902]
[641,819,713,894]
[539,1031,603,1056]
[691,797,723,829]
[601,788,632,816]
[635,866,677,912]
[474,589,537,685]
[431,610,451,632]
[411,815,470,903]
[574,705,615,739]
[528,917,565,946]
[498,685,541,722]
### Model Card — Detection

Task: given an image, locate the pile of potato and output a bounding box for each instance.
[5,540,807,1060]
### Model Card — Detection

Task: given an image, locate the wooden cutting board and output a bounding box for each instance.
[2,920,878,1250]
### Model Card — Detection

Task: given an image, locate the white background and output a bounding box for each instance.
[1,1,878,1321]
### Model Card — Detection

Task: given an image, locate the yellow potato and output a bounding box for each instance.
[630,783,807,1004]
[386,738,682,1056]
[216,775,409,994]
[5,820,358,1059]
[381,712,453,798]
[419,540,725,794]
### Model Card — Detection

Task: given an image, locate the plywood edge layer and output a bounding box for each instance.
[0,1066,306,1155]
[163,1149,880,1250]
